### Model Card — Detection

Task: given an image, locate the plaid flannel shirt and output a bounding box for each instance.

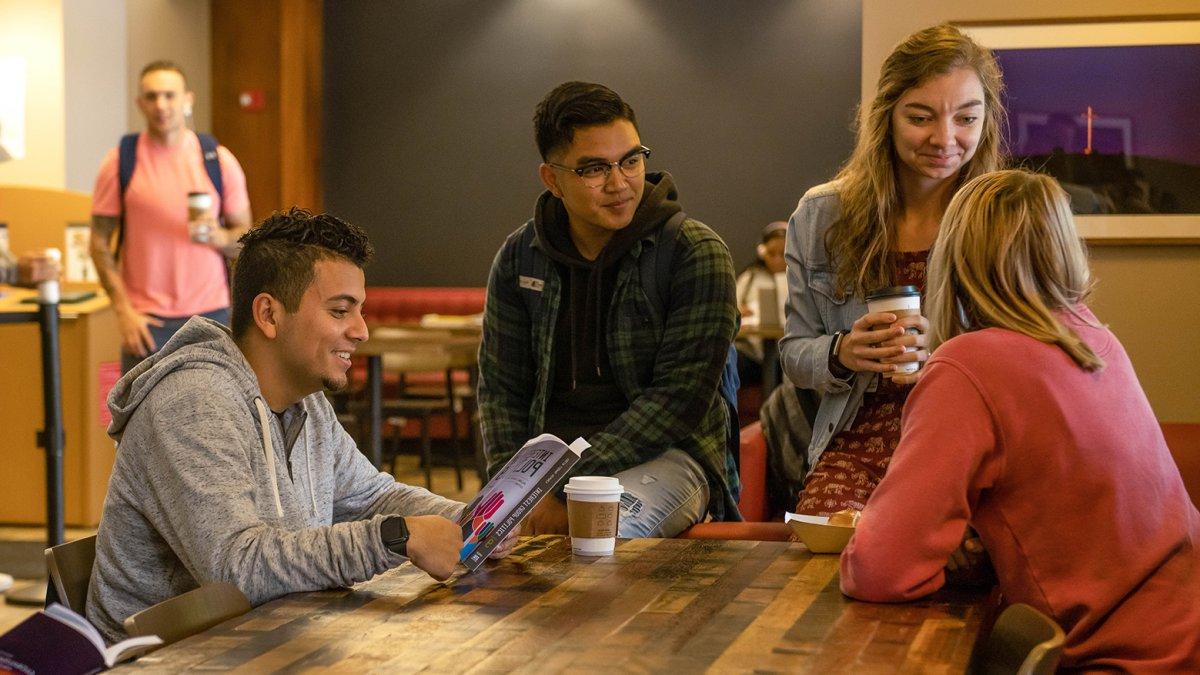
[478,217,741,520]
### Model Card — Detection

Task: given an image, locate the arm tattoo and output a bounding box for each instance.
[89,215,124,299]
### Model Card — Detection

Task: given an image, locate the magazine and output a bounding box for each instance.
[0,602,162,673]
[457,433,590,570]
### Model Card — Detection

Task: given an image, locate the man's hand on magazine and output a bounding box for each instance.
[523,496,569,535]
[488,528,520,559]
[404,515,463,581]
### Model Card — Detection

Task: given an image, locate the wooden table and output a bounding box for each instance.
[122,536,991,673]
[357,325,481,470]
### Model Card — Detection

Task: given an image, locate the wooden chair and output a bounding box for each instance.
[971,603,1065,675]
[123,582,251,647]
[44,534,97,613]
[376,345,471,491]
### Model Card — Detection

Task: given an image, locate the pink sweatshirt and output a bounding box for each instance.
[841,306,1200,672]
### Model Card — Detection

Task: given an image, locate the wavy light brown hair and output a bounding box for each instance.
[827,23,1007,298]
[926,169,1103,371]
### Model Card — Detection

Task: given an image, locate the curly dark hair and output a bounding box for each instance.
[533,81,637,160]
[230,207,374,338]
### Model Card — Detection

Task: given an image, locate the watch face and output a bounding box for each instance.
[383,517,409,550]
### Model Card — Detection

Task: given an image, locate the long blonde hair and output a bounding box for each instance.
[828,23,1007,298]
[926,169,1103,371]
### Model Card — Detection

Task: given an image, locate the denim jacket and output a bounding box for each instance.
[778,181,876,471]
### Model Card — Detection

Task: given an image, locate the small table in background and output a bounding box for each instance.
[122,536,992,672]
[356,323,481,471]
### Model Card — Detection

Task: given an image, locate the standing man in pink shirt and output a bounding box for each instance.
[90,60,252,373]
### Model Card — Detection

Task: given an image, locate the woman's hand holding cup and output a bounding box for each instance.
[846,285,926,385]
[837,312,913,374]
[880,313,929,385]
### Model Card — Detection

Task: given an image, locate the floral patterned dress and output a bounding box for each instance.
[795,249,929,516]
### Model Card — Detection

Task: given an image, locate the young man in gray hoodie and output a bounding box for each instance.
[87,208,514,643]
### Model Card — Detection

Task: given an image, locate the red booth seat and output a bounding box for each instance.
[677,422,790,541]
[363,286,486,326]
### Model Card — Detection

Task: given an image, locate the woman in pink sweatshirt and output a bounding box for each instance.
[840,169,1200,672]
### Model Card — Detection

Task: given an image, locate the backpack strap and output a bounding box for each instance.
[117,133,139,199]
[114,133,140,261]
[640,210,687,321]
[196,132,225,204]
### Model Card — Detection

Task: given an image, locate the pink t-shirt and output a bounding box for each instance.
[841,306,1200,672]
[92,131,249,317]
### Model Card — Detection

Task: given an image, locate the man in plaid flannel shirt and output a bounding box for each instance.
[477,82,741,537]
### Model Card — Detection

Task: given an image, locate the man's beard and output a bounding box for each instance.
[323,375,348,392]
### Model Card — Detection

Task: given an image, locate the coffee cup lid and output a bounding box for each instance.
[564,476,623,495]
[866,285,920,301]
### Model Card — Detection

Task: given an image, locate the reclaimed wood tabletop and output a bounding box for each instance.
[119,535,991,673]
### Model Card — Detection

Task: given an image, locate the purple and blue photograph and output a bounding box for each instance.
[995,42,1200,214]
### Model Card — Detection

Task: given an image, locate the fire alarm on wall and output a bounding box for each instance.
[238,90,266,111]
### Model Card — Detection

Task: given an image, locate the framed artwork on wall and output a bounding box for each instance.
[961,17,1200,244]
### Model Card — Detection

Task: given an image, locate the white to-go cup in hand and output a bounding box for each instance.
[187,191,213,243]
[865,285,921,379]
[564,476,623,556]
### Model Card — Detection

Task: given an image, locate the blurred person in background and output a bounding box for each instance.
[89,60,252,373]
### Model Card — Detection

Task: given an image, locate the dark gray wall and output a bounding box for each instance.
[324,1,861,286]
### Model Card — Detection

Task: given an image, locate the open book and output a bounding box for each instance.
[457,434,590,570]
[0,602,162,673]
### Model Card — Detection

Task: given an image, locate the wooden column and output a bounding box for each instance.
[211,0,323,220]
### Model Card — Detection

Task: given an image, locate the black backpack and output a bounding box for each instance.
[515,213,743,471]
[114,132,224,260]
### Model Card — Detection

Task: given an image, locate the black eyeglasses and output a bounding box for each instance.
[546,146,651,188]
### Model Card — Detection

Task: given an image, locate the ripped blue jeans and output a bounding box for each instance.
[614,449,710,538]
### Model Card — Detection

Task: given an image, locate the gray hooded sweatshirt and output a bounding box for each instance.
[86,317,462,643]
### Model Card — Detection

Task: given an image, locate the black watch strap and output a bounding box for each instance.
[828,330,853,380]
[381,516,410,557]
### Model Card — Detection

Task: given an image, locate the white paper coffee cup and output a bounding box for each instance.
[866,285,921,378]
[564,476,623,556]
[187,191,213,243]
[187,191,212,219]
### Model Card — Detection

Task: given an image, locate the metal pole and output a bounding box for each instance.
[7,275,66,606]
[38,276,65,548]
[369,355,383,469]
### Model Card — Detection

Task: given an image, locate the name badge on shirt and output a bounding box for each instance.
[519,276,544,292]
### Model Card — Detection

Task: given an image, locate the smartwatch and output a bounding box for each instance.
[380,516,410,557]
[828,330,853,380]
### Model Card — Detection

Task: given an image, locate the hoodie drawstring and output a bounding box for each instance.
[254,397,319,521]
[303,423,318,517]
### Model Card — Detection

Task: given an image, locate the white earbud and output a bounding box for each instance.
[184,104,193,116]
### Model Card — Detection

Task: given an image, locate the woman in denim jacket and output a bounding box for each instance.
[778,24,1007,516]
